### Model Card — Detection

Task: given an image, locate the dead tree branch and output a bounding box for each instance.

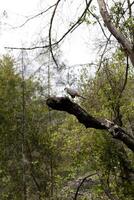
[46,97,134,152]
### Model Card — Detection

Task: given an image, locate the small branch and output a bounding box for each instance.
[49,0,61,68]
[73,173,96,200]
[97,34,112,72]
[56,0,93,43]
[13,3,56,29]
[46,97,134,152]
[5,45,50,50]
[48,0,93,68]
[5,0,93,51]
[85,0,109,42]
[90,11,108,40]
[124,0,134,17]
[85,0,109,40]
[127,0,132,17]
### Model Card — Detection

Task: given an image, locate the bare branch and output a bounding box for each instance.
[13,3,56,29]
[48,0,94,68]
[5,45,49,50]
[90,11,109,40]
[73,173,96,200]
[56,0,93,43]
[127,0,132,17]
[97,34,112,72]
[85,0,109,41]
[5,0,93,51]
[49,0,61,68]
[124,0,134,16]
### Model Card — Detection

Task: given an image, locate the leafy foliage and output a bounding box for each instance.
[0,0,134,198]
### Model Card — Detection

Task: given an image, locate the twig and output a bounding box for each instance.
[85,0,109,41]
[90,11,109,40]
[97,34,112,72]
[73,173,96,200]
[49,0,61,68]
[5,0,93,51]
[48,0,93,68]
[13,3,56,29]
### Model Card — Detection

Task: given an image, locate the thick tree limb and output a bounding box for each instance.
[97,0,134,66]
[47,97,106,129]
[46,97,134,152]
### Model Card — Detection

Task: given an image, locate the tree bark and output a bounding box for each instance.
[97,0,134,66]
[46,97,134,152]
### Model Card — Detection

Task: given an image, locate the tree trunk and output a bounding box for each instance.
[97,0,134,66]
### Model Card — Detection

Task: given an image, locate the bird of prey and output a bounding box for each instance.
[64,87,86,99]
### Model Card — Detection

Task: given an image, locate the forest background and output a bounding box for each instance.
[0,0,134,200]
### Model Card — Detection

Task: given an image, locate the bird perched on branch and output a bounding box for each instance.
[64,87,86,99]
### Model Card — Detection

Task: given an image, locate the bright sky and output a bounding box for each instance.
[0,0,38,12]
[0,0,41,50]
[0,0,98,65]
